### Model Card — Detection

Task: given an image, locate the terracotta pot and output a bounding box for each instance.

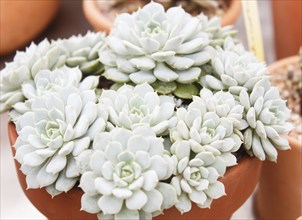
[0,0,60,56]
[272,1,302,59]
[82,0,241,33]
[254,56,302,220]
[8,122,261,219]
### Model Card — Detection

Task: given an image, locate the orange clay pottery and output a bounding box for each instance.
[272,1,302,59]
[254,56,302,219]
[8,122,262,219]
[0,0,60,56]
[82,0,241,33]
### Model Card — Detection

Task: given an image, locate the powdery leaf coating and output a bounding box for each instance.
[1,32,105,113]
[78,126,177,220]
[99,83,175,136]
[239,79,292,161]
[14,72,104,196]
[99,2,209,85]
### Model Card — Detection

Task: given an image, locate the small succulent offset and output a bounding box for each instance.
[1,2,293,220]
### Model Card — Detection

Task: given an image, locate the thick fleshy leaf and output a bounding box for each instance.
[95,177,114,195]
[81,194,101,214]
[143,189,163,213]
[175,192,192,214]
[154,63,178,82]
[126,190,148,210]
[204,181,225,199]
[79,171,99,195]
[46,154,67,174]
[98,195,123,215]
[142,170,159,191]
[115,208,139,220]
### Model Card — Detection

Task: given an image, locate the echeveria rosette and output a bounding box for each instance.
[0,31,105,113]
[0,39,67,112]
[9,67,99,123]
[169,89,242,212]
[14,83,106,196]
[199,88,245,129]
[170,90,243,167]
[99,83,175,136]
[171,151,227,213]
[61,31,106,75]
[239,78,292,161]
[198,15,237,47]
[199,44,267,96]
[99,2,211,96]
[77,126,177,220]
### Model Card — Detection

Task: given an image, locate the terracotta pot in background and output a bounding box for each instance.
[255,56,302,220]
[0,0,60,56]
[272,1,302,59]
[82,0,241,33]
[8,122,262,220]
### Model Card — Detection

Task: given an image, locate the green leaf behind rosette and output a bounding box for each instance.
[173,83,199,99]
[152,81,177,95]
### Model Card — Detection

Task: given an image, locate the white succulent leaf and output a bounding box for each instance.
[171,151,227,213]
[99,2,212,87]
[77,126,177,220]
[99,83,175,136]
[1,31,105,114]
[239,81,292,161]
[199,45,268,96]
[171,90,242,163]
[14,83,102,196]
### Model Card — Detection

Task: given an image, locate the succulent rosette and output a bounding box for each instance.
[99,83,175,135]
[14,80,106,196]
[77,126,177,220]
[9,67,99,123]
[99,2,212,97]
[198,15,237,47]
[171,152,227,213]
[199,41,267,96]
[61,31,106,75]
[168,88,243,212]
[170,90,243,167]
[239,78,292,161]
[0,32,105,113]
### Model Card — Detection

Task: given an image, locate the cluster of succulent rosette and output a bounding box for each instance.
[0,2,292,220]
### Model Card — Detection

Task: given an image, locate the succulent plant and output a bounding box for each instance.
[239,78,292,161]
[198,15,237,47]
[168,88,243,212]
[99,2,211,96]
[9,66,98,123]
[170,90,243,167]
[99,83,175,135]
[14,77,105,196]
[77,126,177,220]
[171,152,227,213]
[200,39,267,95]
[0,32,105,113]
[1,1,294,219]
[60,31,106,75]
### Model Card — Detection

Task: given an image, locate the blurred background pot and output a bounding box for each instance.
[0,0,60,56]
[272,0,302,59]
[254,56,302,220]
[82,0,241,33]
[8,122,261,220]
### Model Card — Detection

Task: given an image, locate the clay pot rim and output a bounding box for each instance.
[82,0,241,33]
[268,56,301,148]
